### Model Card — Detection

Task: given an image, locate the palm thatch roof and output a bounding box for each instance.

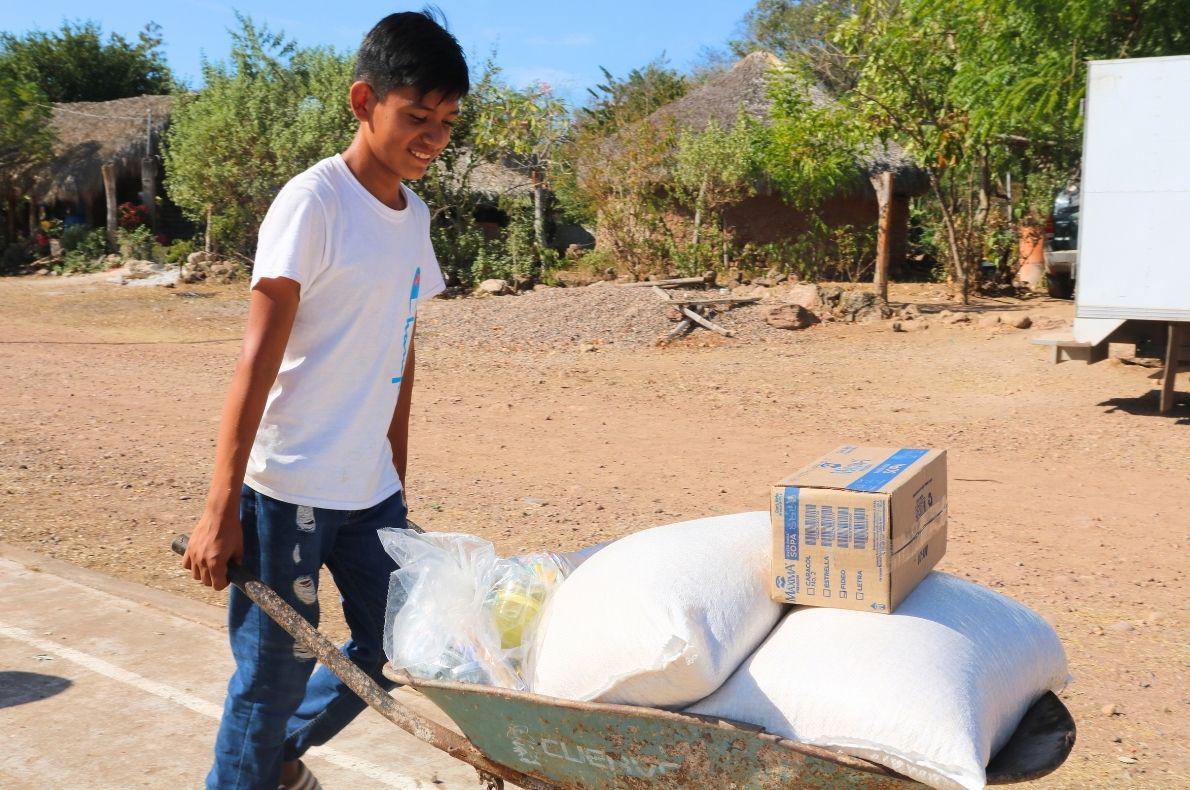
[644,52,926,194]
[32,95,172,205]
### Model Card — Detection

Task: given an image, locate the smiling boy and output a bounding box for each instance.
[182,13,466,789]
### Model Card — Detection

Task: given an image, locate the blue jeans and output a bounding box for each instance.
[207,485,407,789]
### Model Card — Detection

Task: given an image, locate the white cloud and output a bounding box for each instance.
[503,66,584,94]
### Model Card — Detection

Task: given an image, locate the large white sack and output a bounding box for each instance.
[687,572,1069,790]
[529,511,783,708]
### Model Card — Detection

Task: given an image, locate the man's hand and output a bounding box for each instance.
[183,504,244,591]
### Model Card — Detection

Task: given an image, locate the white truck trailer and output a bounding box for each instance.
[1047,55,1190,413]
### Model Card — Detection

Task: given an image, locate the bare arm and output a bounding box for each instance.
[183,277,300,590]
[388,332,416,486]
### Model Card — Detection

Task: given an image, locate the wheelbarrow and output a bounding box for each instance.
[171,536,1075,789]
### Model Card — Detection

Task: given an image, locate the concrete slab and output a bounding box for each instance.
[0,546,487,789]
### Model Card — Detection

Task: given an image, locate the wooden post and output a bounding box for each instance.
[873,170,894,305]
[1160,322,1185,414]
[141,156,159,232]
[102,163,118,252]
[205,204,213,255]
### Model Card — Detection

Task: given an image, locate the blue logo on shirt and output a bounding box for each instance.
[391,268,421,384]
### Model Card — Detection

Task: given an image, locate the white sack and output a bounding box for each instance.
[529,511,783,708]
[687,572,1069,790]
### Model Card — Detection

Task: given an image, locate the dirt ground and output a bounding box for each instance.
[0,273,1186,789]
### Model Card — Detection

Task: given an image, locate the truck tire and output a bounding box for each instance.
[1046,273,1074,299]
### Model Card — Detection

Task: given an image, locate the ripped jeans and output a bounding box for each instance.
[207,485,407,790]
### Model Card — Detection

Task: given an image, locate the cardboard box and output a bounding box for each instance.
[770,445,947,613]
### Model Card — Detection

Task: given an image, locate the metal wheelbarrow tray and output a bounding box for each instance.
[172,537,1075,789]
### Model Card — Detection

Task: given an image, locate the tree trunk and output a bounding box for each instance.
[102,163,118,253]
[5,191,16,242]
[975,150,991,229]
[927,171,969,304]
[531,168,546,249]
[28,196,39,238]
[141,156,159,232]
[205,204,213,255]
[692,177,707,248]
[872,170,894,306]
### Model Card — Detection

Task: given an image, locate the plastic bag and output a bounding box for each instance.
[379,528,582,690]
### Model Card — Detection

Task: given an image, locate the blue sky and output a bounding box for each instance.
[3,1,757,104]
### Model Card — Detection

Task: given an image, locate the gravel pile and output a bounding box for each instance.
[417,282,773,350]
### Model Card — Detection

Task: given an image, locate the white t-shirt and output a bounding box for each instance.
[244,154,445,509]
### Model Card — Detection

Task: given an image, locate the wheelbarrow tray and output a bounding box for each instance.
[403,674,1076,789]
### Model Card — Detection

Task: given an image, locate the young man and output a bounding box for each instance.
[182,13,466,789]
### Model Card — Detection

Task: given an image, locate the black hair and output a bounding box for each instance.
[354,9,469,101]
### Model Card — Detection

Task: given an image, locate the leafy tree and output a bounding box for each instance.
[0,74,53,184]
[163,17,355,257]
[472,82,568,251]
[554,58,688,227]
[731,0,859,92]
[672,114,767,272]
[0,20,172,102]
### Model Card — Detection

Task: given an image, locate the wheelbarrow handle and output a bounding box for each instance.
[170,536,553,790]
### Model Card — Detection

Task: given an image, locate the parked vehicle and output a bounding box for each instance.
[1043,183,1078,298]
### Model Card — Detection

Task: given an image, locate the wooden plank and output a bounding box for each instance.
[622,276,709,288]
[651,285,673,301]
[665,317,695,340]
[668,296,760,307]
[1160,322,1184,413]
[681,306,733,337]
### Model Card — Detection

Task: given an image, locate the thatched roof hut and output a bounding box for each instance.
[32,95,171,206]
[645,51,925,191]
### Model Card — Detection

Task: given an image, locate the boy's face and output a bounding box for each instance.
[357,84,460,181]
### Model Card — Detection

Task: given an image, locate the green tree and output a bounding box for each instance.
[673,114,767,272]
[731,0,859,92]
[554,58,688,227]
[163,17,355,257]
[0,20,172,102]
[472,81,568,251]
[0,74,53,183]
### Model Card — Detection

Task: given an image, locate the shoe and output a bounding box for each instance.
[278,761,322,790]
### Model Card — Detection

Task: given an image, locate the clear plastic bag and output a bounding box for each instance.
[378,528,582,690]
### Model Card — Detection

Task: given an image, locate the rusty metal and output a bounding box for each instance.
[169,536,552,790]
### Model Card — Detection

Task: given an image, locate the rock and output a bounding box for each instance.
[771,272,789,284]
[765,304,820,331]
[1101,703,1121,716]
[664,306,684,322]
[753,277,775,288]
[752,285,772,300]
[839,290,883,322]
[726,268,744,284]
[579,343,597,352]
[1006,314,1033,329]
[522,496,548,507]
[33,269,51,277]
[1109,621,1134,633]
[532,283,553,292]
[892,321,907,332]
[979,314,1002,328]
[781,283,823,311]
[819,285,844,307]
[946,313,971,325]
[899,304,921,319]
[186,250,211,267]
[602,267,617,281]
[478,278,511,295]
[1118,756,1138,764]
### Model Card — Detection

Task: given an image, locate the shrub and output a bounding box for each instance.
[117,225,155,261]
[163,237,197,265]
